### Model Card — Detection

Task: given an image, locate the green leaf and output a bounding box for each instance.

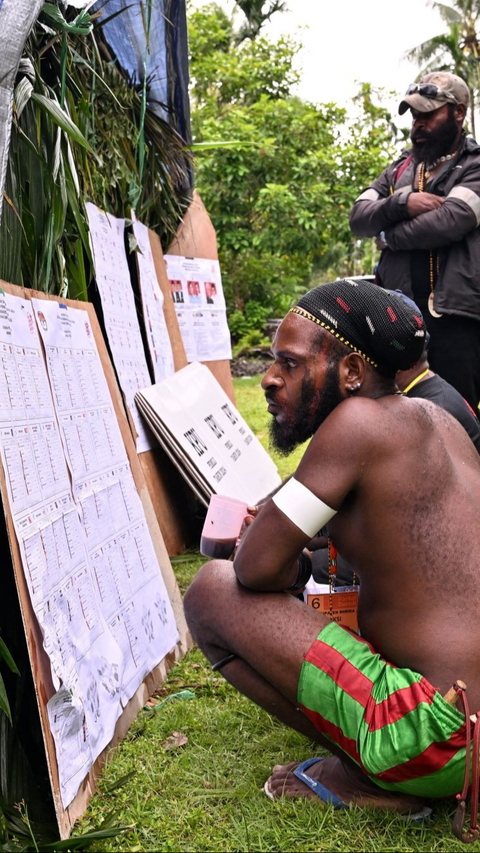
[37,825,131,850]
[14,77,33,120]
[65,136,80,196]
[127,233,141,255]
[30,94,92,152]
[0,672,12,722]
[52,127,62,182]
[101,770,137,795]
[13,121,39,157]
[39,3,93,36]
[66,239,88,302]
[191,141,260,150]
[0,637,19,674]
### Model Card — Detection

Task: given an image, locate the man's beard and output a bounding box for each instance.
[411,109,458,164]
[269,364,344,455]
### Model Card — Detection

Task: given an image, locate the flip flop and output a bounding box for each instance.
[264,757,347,809]
[264,757,433,821]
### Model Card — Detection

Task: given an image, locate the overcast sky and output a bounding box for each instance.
[190,0,445,128]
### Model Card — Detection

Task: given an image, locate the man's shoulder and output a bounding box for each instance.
[463,136,480,155]
[312,395,408,449]
[458,136,480,169]
[386,148,414,173]
[325,394,442,443]
[303,395,436,480]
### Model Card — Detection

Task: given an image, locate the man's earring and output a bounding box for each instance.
[348,382,361,394]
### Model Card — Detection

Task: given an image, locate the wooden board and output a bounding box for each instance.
[149,229,188,373]
[133,228,192,555]
[137,446,192,555]
[0,280,191,838]
[166,191,235,404]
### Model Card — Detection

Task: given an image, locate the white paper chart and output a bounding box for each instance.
[137,362,281,504]
[163,255,232,362]
[0,291,178,809]
[131,215,175,383]
[85,203,154,453]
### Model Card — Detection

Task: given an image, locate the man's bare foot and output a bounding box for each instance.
[265,756,425,813]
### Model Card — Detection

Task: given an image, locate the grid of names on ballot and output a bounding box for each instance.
[85,203,154,453]
[0,291,178,809]
[164,255,232,363]
[132,216,175,383]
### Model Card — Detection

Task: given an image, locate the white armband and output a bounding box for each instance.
[271,478,337,538]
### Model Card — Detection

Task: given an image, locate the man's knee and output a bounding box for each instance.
[183,559,233,631]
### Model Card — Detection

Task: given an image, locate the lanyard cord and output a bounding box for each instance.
[328,539,356,612]
[401,368,430,395]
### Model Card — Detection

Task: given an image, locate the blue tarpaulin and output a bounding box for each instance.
[93,0,191,144]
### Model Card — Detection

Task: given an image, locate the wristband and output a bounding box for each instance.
[286,550,313,591]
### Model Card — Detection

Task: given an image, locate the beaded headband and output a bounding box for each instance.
[289,305,379,368]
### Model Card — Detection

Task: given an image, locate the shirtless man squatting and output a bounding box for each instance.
[184,279,480,842]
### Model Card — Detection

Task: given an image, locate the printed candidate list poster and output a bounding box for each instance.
[163,255,232,362]
[85,203,154,453]
[0,290,178,809]
[131,215,175,383]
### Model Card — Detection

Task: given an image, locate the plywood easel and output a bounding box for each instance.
[167,191,235,404]
[0,280,191,839]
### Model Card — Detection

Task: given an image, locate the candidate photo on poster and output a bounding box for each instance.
[205,281,217,305]
[170,279,185,305]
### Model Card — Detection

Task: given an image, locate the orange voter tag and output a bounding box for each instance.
[306,589,359,632]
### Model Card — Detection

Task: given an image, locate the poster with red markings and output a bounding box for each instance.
[0,291,178,809]
[163,255,232,363]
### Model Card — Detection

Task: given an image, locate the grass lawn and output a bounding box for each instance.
[80,376,477,852]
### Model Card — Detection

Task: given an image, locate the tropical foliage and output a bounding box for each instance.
[233,0,287,42]
[0,1,191,297]
[190,3,404,327]
[0,1,191,846]
[406,0,480,135]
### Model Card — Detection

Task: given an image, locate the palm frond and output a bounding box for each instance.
[430,1,464,25]
[0,0,191,296]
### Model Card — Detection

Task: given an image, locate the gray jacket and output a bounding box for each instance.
[349,135,480,320]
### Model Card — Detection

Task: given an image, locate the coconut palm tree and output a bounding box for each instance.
[406,1,480,136]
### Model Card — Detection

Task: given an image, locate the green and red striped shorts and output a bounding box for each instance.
[298,622,468,797]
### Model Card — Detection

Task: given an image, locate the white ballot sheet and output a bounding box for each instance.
[136,362,280,504]
[164,255,232,362]
[85,203,155,452]
[0,290,178,808]
[132,216,175,383]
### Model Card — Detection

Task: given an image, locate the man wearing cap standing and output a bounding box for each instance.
[349,71,480,410]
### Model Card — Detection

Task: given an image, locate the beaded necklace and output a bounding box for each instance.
[418,162,443,318]
[423,150,457,181]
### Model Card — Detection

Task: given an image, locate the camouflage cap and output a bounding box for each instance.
[398,71,469,115]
